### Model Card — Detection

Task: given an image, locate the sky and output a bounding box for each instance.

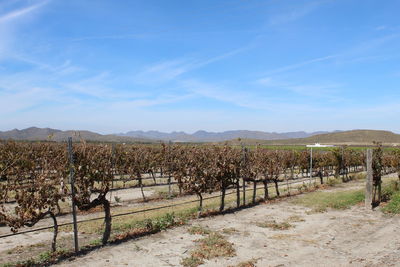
[0,0,399,134]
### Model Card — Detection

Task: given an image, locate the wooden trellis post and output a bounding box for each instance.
[365,149,373,209]
[67,137,79,253]
[241,145,247,206]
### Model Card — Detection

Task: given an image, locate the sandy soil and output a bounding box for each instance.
[0,176,312,253]
[55,183,400,267]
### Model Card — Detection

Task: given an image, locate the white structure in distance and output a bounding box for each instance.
[306,143,335,148]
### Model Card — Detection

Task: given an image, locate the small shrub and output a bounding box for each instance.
[136,213,176,232]
[38,251,53,262]
[152,213,176,231]
[181,231,236,267]
[256,220,293,230]
[193,232,236,259]
[181,255,204,267]
[286,215,305,222]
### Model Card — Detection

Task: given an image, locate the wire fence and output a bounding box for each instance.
[0,174,322,239]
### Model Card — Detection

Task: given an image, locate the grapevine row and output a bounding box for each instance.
[1,140,399,252]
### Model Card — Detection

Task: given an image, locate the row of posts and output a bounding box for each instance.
[66,140,379,253]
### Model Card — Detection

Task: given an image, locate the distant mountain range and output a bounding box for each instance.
[1,127,399,145]
[116,130,337,142]
[0,127,332,143]
[0,127,151,143]
[228,130,400,146]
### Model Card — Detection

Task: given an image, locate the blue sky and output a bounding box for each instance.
[0,0,399,134]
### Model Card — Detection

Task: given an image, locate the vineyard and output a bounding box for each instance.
[1,140,400,266]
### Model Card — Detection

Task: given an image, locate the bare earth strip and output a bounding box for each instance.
[0,175,313,253]
[56,184,400,267]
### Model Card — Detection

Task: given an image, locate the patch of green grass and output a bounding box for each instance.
[38,251,53,262]
[292,189,364,212]
[88,238,102,246]
[382,192,400,214]
[381,179,400,214]
[142,212,177,231]
[256,220,293,230]
[114,212,179,234]
[382,180,400,202]
[2,249,68,267]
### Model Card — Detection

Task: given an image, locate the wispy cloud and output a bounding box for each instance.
[4,53,84,76]
[181,79,318,112]
[108,93,195,110]
[259,33,400,77]
[268,0,330,25]
[339,33,400,59]
[133,45,252,84]
[262,55,337,76]
[256,76,342,100]
[0,86,60,113]
[0,1,49,61]
[134,59,191,83]
[0,1,48,24]
[70,33,150,42]
[374,25,387,31]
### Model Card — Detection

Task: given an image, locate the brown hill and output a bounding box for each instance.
[227,130,400,146]
[0,127,153,143]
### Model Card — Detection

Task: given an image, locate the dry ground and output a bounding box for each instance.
[55,182,400,267]
[0,175,312,258]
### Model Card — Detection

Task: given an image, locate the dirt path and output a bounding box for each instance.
[56,181,400,267]
[0,175,316,252]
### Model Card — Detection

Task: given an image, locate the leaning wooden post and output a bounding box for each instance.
[365,149,373,209]
[241,146,247,206]
[67,137,79,253]
[109,143,116,202]
[168,140,172,197]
